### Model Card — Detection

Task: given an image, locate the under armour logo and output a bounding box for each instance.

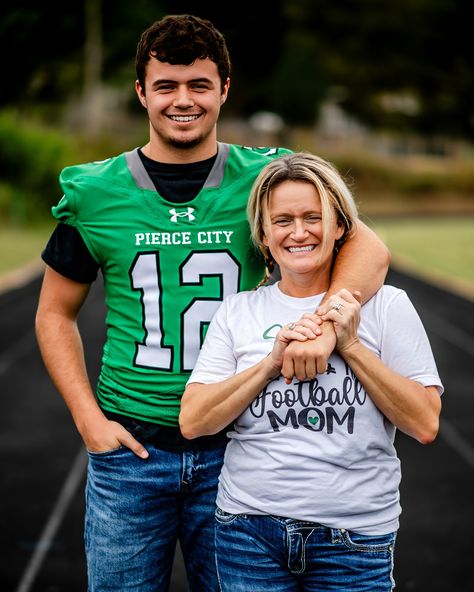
[169,207,195,223]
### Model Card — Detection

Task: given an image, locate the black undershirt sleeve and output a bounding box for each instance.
[41,223,100,283]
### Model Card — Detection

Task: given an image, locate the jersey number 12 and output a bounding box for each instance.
[130,250,241,372]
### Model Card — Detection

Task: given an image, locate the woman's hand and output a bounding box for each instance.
[318,289,362,353]
[268,314,321,377]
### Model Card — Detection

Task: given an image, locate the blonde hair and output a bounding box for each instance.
[247,152,359,276]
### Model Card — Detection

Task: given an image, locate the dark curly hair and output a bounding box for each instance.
[136,14,231,92]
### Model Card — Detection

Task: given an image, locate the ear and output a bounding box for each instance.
[220,78,230,105]
[335,221,345,241]
[135,80,147,109]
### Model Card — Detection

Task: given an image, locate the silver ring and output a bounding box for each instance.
[287,322,296,330]
[332,302,343,312]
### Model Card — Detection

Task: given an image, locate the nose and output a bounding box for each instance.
[173,86,194,108]
[292,219,308,240]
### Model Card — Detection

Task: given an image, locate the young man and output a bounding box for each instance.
[35,14,390,592]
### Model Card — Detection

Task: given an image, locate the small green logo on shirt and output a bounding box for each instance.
[262,324,282,339]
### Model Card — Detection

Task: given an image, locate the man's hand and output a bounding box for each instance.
[282,320,337,383]
[82,417,149,459]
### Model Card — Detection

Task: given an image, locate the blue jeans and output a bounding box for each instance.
[215,509,397,591]
[85,444,225,591]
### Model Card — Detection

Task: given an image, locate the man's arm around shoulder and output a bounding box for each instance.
[281,221,390,381]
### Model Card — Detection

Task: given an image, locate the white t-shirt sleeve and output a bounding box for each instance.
[187,297,237,385]
[379,289,444,395]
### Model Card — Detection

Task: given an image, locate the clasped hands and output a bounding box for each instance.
[271,289,362,384]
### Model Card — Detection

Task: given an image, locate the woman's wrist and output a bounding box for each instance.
[337,337,362,359]
[261,354,281,382]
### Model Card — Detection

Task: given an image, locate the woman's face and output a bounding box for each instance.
[262,180,344,292]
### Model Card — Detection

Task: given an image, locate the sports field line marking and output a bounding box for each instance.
[0,261,44,296]
[14,446,87,592]
[439,418,474,469]
[421,311,474,468]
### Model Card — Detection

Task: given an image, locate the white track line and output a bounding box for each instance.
[420,311,474,469]
[14,447,87,592]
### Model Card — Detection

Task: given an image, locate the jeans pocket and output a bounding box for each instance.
[86,444,125,457]
[215,507,241,525]
[340,530,397,554]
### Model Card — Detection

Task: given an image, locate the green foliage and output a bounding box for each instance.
[0,111,73,221]
[271,31,326,124]
[1,1,473,137]
[0,1,85,106]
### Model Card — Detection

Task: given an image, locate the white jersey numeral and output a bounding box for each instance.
[130,250,240,371]
[130,252,173,370]
[180,251,240,371]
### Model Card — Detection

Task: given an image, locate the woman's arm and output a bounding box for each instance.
[340,341,440,444]
[323,289,441,444]
[180,358,277,440]
[180,320,319,439]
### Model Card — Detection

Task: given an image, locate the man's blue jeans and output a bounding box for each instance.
[84,444,225,591]
[215,509,397,591]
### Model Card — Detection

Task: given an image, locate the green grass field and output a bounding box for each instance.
[1,217,473,300]
[369,215,474,299]
[0,222,54,275]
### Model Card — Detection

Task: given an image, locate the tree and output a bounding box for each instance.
[0,0,473,139]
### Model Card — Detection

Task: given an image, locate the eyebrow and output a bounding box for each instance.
[150,77,214,90]
[270,209,322,217]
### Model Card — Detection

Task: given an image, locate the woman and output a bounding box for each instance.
[179,152,443,591]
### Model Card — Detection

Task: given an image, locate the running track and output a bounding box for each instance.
[1,266,473,591]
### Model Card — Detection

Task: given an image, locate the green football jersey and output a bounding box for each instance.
[53,142,291,426]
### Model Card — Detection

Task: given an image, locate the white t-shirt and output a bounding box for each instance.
[188,282,443,535]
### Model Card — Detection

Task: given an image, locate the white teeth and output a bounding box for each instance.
[288,246,315,253]
[169,115,200,122]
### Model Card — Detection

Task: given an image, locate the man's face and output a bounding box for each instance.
[136,58,229,160]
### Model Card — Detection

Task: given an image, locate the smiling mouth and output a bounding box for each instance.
[167,114,201,123]
[287,245,316,253]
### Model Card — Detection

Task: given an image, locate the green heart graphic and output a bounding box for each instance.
[308,416,319,426]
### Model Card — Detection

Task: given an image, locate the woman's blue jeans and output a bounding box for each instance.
[215,509,397,591]
[84,444,225,591]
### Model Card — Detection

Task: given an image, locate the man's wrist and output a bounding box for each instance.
[320,319,337,341]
